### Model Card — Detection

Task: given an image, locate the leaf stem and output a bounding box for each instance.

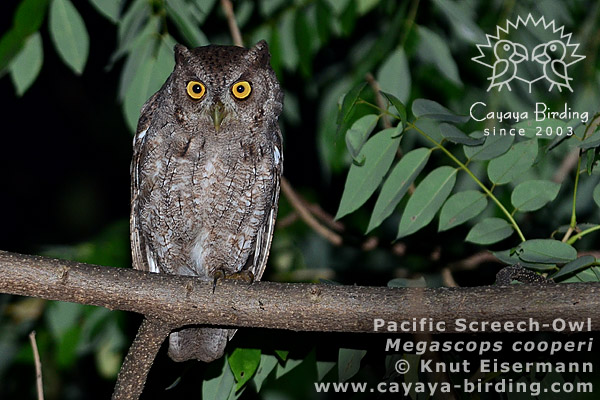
[562,153,582,242]
[407,122,526,242]
[567,224,600,245]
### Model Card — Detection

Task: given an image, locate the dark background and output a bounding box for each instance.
[1,0,599,399]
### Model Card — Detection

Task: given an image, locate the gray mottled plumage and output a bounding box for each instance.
[130,41,283,362]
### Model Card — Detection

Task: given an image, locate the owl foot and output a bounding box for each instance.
[212,270,255,293]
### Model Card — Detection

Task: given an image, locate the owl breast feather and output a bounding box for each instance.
[141,131,278,280]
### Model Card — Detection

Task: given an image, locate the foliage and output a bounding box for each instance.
[1,0,600,399]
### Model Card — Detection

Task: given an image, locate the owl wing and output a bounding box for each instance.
[130,91,161,273]
[249,138,283,282]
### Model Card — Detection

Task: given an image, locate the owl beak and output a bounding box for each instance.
[211,101,227,131]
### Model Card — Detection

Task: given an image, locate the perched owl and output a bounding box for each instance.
[130,41,283,362]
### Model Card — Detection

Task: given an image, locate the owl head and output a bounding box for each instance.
[163,40,283,136]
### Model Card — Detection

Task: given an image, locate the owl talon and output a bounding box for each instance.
[212,270,226,293]
[212,270,255,293]
[227,270,255,283]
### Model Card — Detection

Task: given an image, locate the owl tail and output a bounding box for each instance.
[167,327,235,362]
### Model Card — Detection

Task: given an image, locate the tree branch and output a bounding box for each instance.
[112,318,173,400]
[280,177,343,246]
[29,331,44,400]
[220,0,243,47]
[1,250,600,333]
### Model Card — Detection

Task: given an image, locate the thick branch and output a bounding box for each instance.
[1,250,600,333]
[112,318,172,400]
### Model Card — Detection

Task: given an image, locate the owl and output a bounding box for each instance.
[130,40,283,362]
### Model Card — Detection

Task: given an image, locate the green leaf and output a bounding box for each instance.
[339,0,356,36]
[594,182,600,208]
[295,10,314,77]
[165,0,209,46]
[417,26,461,86]
[465,218,513,245]
[278,9,299,71]
[338,348,366,382]
[56,325,81,368]
[586,148,596,175]
[337,82,367,127]
[53,302,85,335]
[516,239,577,264]
[228,348,261,390]
[487,139,538,185]
[463,132,514,161]
[318,78,351,173]
[193,0,218,23]
[252,354,278,392]
[578,130,600,150]
[0,0,48,74]
[345,114,378,160]
[274,349,288,361]
[117,16,160,100]
[493,249,556,271]
[438,190,487,231]
[511,180,561,212]
[116,0,150,56]
[123,36,175,132]
[275,357,302,379]
[397,166,457,239]
[367,148,430,232]
[15,0,49,35]
[336,128,402,219]
[49,0,89,74]
[357,0,379,14]
[155,35,177,80]
[259,0,286,17]
[316,360,336,381]
[377,48,410,104]
[412,99,469,123]
[380,91,406,126]
[267,25,282,78]
[88,0,121,23]
[430,0,484,44]
[9,32,43,96]
[94,318,126,379]
[315,0,332,44]
[0,30,26,77]
[551,255,597,280]
[324,0,350,15]
[202,358,242,400]
[123,60,154,131]
[563,266,600,282]
[439,123,484,145]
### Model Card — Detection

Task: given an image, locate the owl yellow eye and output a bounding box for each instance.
[232,81,251,99]
[186,81,205,99]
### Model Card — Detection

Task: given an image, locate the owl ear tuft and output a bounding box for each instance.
[247,40,271,67]
[174,44,191,65]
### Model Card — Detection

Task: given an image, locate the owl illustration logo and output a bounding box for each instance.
[472,14,585,93]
